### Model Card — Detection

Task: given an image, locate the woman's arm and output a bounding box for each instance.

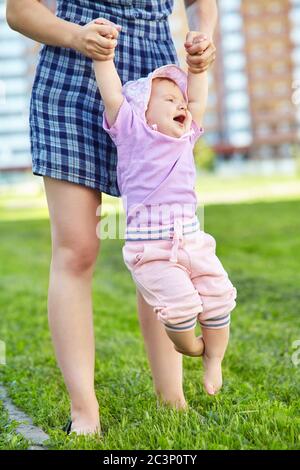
[6,0,121,60]
[184,0,217,40]
[184,0,217,73]
[6,0,81,49]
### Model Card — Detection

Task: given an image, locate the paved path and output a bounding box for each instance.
[0,384,50,450]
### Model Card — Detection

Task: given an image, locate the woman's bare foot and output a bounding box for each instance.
[69,419,101,436]
[202,354,223,395]
[174,335,205,357]
[70,400,101,436]
[157,397,189,411]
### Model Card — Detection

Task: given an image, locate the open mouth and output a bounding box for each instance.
[173,114,186,126]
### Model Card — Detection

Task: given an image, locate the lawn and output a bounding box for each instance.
[0,198,300,449]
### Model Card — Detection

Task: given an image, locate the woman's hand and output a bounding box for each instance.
[73,17,121,61]
[184,31,216,73]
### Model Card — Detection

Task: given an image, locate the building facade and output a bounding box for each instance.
[210,0,300,159]
[0,0,299,171]
[0,0,33,170]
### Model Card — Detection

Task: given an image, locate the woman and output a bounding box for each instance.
[6,0,217,435]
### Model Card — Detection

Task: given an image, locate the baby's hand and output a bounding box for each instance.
[102,30,119,59]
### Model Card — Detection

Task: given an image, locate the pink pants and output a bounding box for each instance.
[123,218,237,332]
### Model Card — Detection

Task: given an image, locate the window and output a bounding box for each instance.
[277,122,292,133]
[219,0,241,13]
[252,84,268,98]
[227,112,251,129]
[220,13,243,32]
[267,1,283,14]
[225,73,247,90]
[224,53,246,70]
[228,130,252,146]
[222,33,244,51]
[268,21,285,34]
[245,4,261,16]
[273,81,289,96]
[226,91,249,110]
[256,124,272,137]
[252,67,266,79]
[271,61,288,74]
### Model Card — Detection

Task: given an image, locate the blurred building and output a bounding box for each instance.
[0,0,32,170]
[0,0,55,172]
[0,0,300,173]
[213,0,300,160]
[184,0,300,161]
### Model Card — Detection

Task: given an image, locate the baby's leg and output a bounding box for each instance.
[201,325,230,395]
[165,327,204,357]
[186,230,237,395]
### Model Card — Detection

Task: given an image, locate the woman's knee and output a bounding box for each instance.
[52,239,100,274]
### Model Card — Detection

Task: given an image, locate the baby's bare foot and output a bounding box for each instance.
[174,335,204,357]
[202,354,223,395]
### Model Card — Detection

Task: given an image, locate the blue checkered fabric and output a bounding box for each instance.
[29,0,178,196]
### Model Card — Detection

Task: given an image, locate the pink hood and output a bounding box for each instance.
[122,64,188,128]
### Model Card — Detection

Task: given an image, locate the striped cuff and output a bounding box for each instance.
[163,314,198,332]
[125,217,200,242]
[200,313,231,329]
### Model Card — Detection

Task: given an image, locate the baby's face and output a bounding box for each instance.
[145,78,192,138]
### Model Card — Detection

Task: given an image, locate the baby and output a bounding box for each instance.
[93,29,237,396]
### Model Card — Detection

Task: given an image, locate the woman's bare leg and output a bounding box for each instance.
[137,291,188,410]
[43,176,101,434]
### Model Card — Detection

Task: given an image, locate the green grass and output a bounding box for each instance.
[0,199,300,449]
[1,173,300,222]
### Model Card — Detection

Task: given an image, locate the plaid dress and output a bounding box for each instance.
[29,0,179,197]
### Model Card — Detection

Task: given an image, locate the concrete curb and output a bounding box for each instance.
[0,384,50,450]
